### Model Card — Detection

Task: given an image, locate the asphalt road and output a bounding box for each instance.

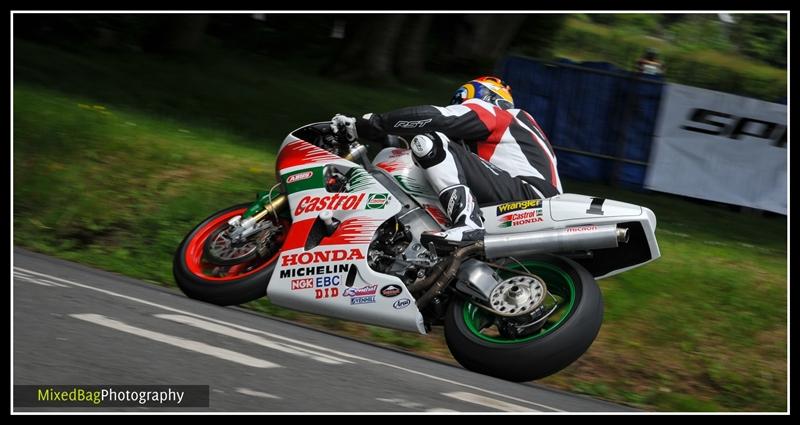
[12,247,635,413]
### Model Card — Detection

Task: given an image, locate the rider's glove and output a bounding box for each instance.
[330,114,358,142]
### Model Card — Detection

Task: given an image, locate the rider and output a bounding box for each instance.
[331,76,563,244]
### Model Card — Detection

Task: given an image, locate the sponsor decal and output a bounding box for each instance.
[446,191,458,216]
[394,118,432,129]
[294,193,365,215]
[380,284,402,298]
[281,249,364,267]
[350,296,376,305]
[393,298,412,309]
[365,193,390,210]
[565,225,599,233]
[280,263,350,278]
[681,108,786,148]
[291,278,313,290]
[342,285,378,297]
[343,284,378,305]
[286,170,314,184]
[282,166,324,194]
[315,287,339,299]
[498,210,543,228]
[496,199,542,215]
[291,276,340,290]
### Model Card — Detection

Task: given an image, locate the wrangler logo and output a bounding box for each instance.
[496,199,542,215]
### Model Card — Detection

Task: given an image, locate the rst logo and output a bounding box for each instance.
[294,193,365,215]
[281,249,364,267]
[681,108,786,148]
[394,118,432,129]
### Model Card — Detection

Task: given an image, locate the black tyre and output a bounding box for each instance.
[173,203,287,306]
[444,255,603,381]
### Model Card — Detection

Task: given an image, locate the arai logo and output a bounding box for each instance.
[287,171,313,184]
[393,298,411,309]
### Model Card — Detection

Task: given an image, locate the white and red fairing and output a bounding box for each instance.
[266,136,427,334]
[373,147,450,227]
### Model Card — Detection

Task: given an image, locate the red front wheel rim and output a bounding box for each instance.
[184,208,286,282]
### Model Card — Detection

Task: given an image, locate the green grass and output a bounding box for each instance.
[13,41,787,412]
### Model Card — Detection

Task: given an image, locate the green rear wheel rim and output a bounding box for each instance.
[462,260,576,344]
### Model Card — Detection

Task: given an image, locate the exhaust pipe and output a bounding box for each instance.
[484,224,626,259]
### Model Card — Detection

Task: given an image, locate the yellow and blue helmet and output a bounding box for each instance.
[450,76,514,109]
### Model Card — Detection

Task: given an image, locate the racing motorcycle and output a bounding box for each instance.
[173,122,660,381]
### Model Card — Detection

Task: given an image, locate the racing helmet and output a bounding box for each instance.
[450,76,514,109]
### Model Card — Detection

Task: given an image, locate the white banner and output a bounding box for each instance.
[645,83,787,214]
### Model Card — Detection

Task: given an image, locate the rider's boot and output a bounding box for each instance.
[420,185,485,247]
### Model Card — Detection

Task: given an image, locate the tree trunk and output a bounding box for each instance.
[395,15,433,81]
[146,14,210,53]
[485,15,527,62]
[327,15,407,82]
[361,15,407,82]
[441,14,528,75]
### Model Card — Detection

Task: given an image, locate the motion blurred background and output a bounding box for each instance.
[12,12,787,411]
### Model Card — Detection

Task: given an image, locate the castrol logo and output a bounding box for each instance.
[294,193,365,215]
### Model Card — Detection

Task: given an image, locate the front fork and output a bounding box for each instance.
[242,190,287,221]
[226,190,288,243]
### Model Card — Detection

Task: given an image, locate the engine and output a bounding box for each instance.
[367,216,439,285]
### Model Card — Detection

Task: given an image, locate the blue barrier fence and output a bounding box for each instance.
[498,55,666,188]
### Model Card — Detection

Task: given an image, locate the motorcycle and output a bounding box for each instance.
[173,122,661,381]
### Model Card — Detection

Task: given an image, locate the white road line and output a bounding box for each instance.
[14,275,56,287]
[70,314,280,369]
[15,266,562,412]
[235,388,282,399]
[14,275,53,286]
[376,397,425,410]
[426,408,457,412]
[36,279,71,288]
[14,271,69,287]
[442,391,537,412]
[154,314,350,365]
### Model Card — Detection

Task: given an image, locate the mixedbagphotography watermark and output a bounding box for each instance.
[14,385,209,408]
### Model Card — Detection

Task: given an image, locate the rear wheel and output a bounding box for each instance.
[444,255,603,381]
[173,203,288,306]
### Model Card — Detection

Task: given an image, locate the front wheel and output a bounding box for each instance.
[444,255,603,382]
[173,203,288,306]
